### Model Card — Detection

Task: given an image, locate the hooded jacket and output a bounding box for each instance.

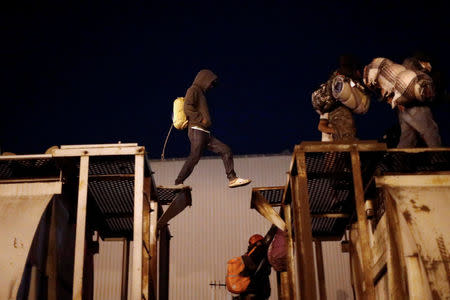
[184,69,218,130]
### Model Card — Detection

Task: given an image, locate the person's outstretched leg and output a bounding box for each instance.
[207,135,251,188]
[175,128,209,185]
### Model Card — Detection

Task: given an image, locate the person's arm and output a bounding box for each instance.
[184,88,202,122]
[242,242,267,273]
[317,113,335,134]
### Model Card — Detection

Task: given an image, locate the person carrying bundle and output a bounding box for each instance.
[363,54,441,148]
[312,54,371,142]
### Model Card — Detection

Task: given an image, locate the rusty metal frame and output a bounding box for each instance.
[288,141,388,300]
[282,176,297,300]
[50,144,158,300]
[291,150,318,300]
[0,144,168,300]
[349,147,376,299]
[73,155,89,300]
[315,240,327,300]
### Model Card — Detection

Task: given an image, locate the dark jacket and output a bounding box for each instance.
[241,241,271,299]
[184,69,218,130]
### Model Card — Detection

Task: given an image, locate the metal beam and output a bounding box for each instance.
[0,154,52,160]
[148,178,158,300]
[53,146,145,157]
[350,148,375,299]
[283,202,297,300]
[131,154,144,300]
[72,155,89,300]
[293,152,317,300]
[311,213,350,219]
[315,241,327,300]
[252,191,286,231]
[295,141,386,153]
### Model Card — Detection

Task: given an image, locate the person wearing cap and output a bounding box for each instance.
[233,233,272,300]
[174,69,252,189]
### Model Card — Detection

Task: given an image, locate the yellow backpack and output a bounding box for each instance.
[161,97,188,160]
[173,97,188,130]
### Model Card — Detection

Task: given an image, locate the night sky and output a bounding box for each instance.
[2,1,450,158]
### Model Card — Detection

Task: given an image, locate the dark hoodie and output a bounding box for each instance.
[184,69,218,130]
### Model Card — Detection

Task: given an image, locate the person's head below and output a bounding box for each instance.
[193,69,219,92]
[248,234,264,247]
[337,54,362,80]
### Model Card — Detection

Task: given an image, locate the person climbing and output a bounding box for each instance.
[174,69,251,188]
[232,233,273,300]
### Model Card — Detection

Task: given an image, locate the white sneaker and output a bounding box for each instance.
[228,178,252,188]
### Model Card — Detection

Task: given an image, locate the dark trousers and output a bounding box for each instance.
[175,127,236,184]
[397,106,441,148]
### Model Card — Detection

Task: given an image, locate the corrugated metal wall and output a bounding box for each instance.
[320,241,353,300]
[94,154,354,300]
[93,240,124,300]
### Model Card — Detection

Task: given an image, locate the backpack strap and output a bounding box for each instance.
[161,124,174,160]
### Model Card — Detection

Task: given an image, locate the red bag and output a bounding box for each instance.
[267,228,288,272]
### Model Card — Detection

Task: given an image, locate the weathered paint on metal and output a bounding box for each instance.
[374,174,450,299]
[0,181,61,300]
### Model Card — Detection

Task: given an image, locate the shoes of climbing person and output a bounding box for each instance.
[228,177,252,188]
[169,183,189,189]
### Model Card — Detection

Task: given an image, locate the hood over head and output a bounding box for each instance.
[192,69,218,91]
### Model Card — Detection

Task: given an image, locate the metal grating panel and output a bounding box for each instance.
[259,188,284,206]
[304,152,353,239]
[0,161,13,178]
[105,218,133,233]
[311,218,349,238]
[88,156,135,175]
[88,178,134,236]
[372,188,386,229]
[303,149,400,239]
[312,217,336,234]
[305,152,354,213]
[0,158,59,180]
[376,150,450,173]
[157,186,180,205]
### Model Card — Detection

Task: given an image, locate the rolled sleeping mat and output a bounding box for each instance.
[332,75,370,114]
[377,63,407,98]
[392,70,435,106]
[363,57,394,90]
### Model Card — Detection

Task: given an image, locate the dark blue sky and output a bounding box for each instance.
[2,1,450,158]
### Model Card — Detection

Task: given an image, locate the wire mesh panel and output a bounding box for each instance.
[304,152,353,238]
[259,188,285,206]
[157,187,180,205]
[88,178,135,237]
[0,158,59,180]
[376,150,450,173]
[88,156,135,175]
